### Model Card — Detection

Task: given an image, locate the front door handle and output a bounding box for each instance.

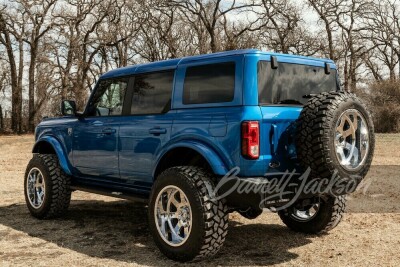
[91,120,104,126]
[102,128,116,135]
[149,127,167,135]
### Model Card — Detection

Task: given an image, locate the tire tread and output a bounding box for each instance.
[25,154,71,219]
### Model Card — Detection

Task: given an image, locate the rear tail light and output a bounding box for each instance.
[241,121,260,159]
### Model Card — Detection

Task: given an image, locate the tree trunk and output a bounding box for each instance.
[0,17,22,133]
[349,48,357,92]
[28,43,37,132]
[210,33,217,53]
[0,104,3,132]
[398,53,400,80]
[326,24,334,60]
[17,36,24,133]
[389,68,395,81]
[343,59,349,91]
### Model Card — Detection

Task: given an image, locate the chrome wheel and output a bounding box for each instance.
[154,185,192,247]
[335,109,369,170]
[26,167,46,209]
[290,204,320,222]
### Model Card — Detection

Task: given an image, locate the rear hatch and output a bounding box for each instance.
[257,60,339,172]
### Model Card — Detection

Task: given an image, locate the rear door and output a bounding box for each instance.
[119,70,175,187]
[257,56,338,172]
[72,78,130,180]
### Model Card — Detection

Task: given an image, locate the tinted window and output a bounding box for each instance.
[258,61,337,105]
[183,62,235,104]
[89,78,128,116]
[131,71,174,115]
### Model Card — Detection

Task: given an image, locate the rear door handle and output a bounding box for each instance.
[102,128,116,135]
[149,127,167,135]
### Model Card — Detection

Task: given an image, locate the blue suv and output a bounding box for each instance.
[25,49,374,262]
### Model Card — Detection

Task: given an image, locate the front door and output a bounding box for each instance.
[73,77,129,180]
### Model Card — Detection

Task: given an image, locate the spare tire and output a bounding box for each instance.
[296,91,374,193]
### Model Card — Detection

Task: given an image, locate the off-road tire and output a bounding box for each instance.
[24,154,71,219]
[148,166,229,262]
[296,91,375,191]
[278,195,346,234]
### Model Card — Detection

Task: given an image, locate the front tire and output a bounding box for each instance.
[278,195,346,234]
[24,154,71,219]
[148,166,228,262]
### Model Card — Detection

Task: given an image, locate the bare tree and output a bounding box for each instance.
[133,5,178,61]
[51,0,128,109]
[362,49,384,81]
[0,0,399,133]
[0,5,25,133]
[16,0,57,132]
[170,0,258,53]
[109,0,142,67]
[0,70,8,132]
[259,0,302,53]
[364,0,399,80]
[307,0,341,60]
[334,0,374,91]
[220,8,267,51]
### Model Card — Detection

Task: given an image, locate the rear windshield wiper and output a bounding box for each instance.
[276,99,303,105]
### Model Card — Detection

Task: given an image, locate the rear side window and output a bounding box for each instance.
[183,62,235,104]
[131,70,174,115]
[258,61,337,105]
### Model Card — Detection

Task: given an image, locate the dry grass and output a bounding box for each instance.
[0,134,399,266]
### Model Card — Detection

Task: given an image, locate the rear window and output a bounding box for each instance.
[131,70,174,115]
[258,61,338,105]
[183,62,235,104]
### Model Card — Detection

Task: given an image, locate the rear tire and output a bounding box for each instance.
[24,154,71,219]
[148,166,228,262]
[278,195,346,234]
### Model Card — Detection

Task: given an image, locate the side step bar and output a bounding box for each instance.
[70,184,149,203]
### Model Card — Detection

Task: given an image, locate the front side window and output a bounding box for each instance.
[183,62,235,104]
[258,61,338,105]
[131,70,174,115]
[88,78,128,116]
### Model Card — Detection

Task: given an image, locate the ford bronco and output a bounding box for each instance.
[25,49,374,262]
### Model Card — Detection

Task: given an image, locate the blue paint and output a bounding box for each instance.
[33,135,73,176]
[32,49,338,195]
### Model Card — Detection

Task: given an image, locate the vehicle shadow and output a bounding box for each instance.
[0,200,313,266]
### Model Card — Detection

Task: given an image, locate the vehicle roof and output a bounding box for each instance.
[100,49,335,79]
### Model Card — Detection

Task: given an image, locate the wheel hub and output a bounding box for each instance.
[26,167,45,209]
[290,203,320,222]
[178,207,189,222]
[154,186,192,247]
[335,109,369,170]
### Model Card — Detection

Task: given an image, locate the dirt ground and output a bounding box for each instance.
[0,134,399,266]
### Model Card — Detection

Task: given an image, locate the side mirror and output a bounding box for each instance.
[61,100,77,116]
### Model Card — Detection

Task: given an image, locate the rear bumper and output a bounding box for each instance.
[216,172,360,210]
